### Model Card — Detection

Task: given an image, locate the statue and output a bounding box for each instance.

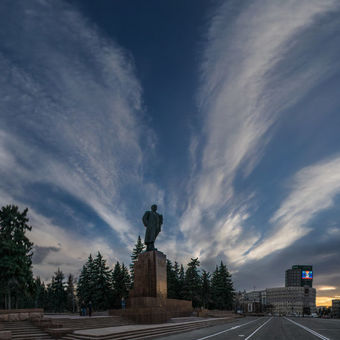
[143,204,163,251]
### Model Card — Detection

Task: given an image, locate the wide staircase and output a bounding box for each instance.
[52,316,130,330]
[61,317,236,340]
[1,320,53,339]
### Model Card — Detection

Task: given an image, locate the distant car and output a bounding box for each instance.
[311,313,318,318]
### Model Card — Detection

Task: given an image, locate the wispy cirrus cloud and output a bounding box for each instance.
[244,156,340,262]
[0,0,161,278]
[180,0,340,265]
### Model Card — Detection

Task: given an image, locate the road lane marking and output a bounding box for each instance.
[195,318,264,340]
[284,317,331,340]
[244,317,273,340]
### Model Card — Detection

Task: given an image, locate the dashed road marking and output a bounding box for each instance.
[195,318,264,340]
[244,317,273,340]
[284,317,331,340]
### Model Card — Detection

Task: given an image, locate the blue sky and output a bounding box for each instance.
[1,0,340,305]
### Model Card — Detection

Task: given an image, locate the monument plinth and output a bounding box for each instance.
[130,250,167,298]
[126,250,168,323]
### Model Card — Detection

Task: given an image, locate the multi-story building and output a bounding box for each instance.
[332,299,340,318]
[266,286,316,315]
[238,265,316,315]
[236,290,267,313]
[285,265,313,288]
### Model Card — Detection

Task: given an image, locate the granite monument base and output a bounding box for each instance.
[115,250,192,324]
[130,250,167,299]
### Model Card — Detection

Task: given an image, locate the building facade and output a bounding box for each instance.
[285,265,313,288]
[266,286,316,315]
[238,264,316,315]
[236,290,267,313]
[332,299,340,318]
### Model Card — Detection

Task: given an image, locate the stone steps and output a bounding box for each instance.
[2,321,53,339]
[50,316,129,330]
[61,317,234,340]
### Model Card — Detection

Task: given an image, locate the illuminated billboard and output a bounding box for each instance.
[302,270,313,280]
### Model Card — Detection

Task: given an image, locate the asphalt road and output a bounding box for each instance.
[155,316,340,340]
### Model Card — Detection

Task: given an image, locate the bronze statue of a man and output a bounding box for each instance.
[143,204,163,251]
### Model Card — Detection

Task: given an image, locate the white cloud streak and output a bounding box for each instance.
[181,0,340,265]
[244,156,340,262]
[0,0,161,277]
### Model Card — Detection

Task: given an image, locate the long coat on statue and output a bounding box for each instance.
[143,210,163,244]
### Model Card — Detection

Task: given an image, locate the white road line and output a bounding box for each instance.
[195,318,265,340]
[244,317,273,340]
[284,317,331,340]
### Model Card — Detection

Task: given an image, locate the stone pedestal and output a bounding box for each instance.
[116,250,193,324]
[127,251,168,323]
[130,250,167,299]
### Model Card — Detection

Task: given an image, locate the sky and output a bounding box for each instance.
[1,0,340,306]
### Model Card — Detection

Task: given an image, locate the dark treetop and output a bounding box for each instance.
[142,204,163,251]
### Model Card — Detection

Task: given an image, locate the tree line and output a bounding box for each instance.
[0,205,234,311]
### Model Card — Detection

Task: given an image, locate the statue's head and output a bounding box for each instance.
[151,204,157,212]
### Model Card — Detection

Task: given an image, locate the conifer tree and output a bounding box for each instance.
[66,274,76,312]
[34,277,46,309]
[172,261,181,298]
[130,236,145,287]
[0,205,34,309]
[77,254,95,305]
[50,268,67,312]
[211,262,234,310]
[201,270,211,309]
[45,282,54,312]
[93,252,112,310]
[111,261,122,308]
[112,262,131,308]
[184,258,202,307]
[121,263,131,298]
[167,260,178,299]
[178,264,186,300]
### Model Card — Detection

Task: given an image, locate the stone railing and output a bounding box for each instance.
[0,308,43,321]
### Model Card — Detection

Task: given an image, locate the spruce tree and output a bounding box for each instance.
[77,261,89,305]
[167,260,178,299]
[184,258,202,307]
[201,270,211,309]
[93,252,112,310]
[50,268,67,312]
[211,262,234,310]
[121,263,131,298]
[111,262,122,308]
[0,205,34,309]
[34,277,46,309]
[66,274,76,312]
[46,282,54,312]
[77,254,95,305]
[172,261,181,299]
[112,262,130,308]
[219,262,234,310]
[211,265,220,309]
[178,264,185,300]
[130,236,145,287]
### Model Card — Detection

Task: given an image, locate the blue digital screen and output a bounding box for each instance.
[302,270,313,279]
